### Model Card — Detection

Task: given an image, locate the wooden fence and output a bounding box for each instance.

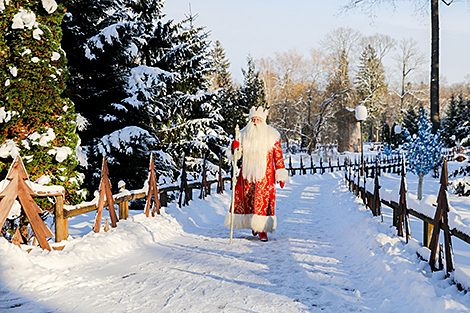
[3,148,468,255]
[344,157,470,275]
[53,155,232,242]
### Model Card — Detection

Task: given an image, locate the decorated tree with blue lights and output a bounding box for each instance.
[404,109,442,200]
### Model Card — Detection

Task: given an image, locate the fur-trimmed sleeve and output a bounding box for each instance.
[273,140,289,183]
[226,141,242,162]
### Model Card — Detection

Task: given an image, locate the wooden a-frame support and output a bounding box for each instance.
[428,159,454,274]
[0,157,63,251]
[145,153,160,217]
[93,156,118,233]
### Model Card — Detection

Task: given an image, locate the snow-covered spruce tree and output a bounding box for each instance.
[222,55,264,138]
[355,44,387,141]
[440,95,462,148]
[0,0,84,209]
[62,0,177,191]
[402,104,421,139]
[210,40,233,91]
[142,14,230,180]
[455,98,470,148]
[210,40,237,136]
[404,109,442,200]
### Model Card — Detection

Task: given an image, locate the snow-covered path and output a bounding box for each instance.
[1,173,470,312]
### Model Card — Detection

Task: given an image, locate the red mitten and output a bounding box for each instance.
[231,140,240,152]
[280,182,285,188]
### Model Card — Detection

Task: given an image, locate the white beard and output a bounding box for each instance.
[240,121,271,182]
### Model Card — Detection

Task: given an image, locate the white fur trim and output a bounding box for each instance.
[249,106,268,121]
[225,144,241,162]
[276,168,289,183]
[224,213,277,233]
[224,213,253,230]
[252,214,277,233]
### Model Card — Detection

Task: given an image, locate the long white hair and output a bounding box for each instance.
[239,120,279,182]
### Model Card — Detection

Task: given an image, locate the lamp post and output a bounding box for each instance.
[355,105,368,177]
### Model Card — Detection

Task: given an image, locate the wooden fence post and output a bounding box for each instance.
[423,222,434,248]
[178,155,191,207]
[160,190,168,207]
[397,156,410,241]
[310,155,315,174]
[119,201,129,220]
[217,153,224,194]
[55,194,67,242]
[199,153,208,199]
[289,156,294,176]
[118,182,129,220]
[372,166,381,217]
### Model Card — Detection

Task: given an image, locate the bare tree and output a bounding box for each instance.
[319,27,363,66]
[341,0,460,132]
[392,37,427,111]
[361,33,396,62]
[258,48,337,152]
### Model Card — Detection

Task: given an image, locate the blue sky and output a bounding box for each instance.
[164,0,470,85]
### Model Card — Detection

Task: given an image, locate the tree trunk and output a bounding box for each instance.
[418,174,424,200]
[430,0,440,133]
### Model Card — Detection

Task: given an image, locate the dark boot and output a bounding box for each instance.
[252,230,258,236]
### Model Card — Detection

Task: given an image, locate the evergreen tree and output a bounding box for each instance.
[153,14,229,179]
[402,104,421,139]
[210,40,233,90]
[0,0,84,206]
[325,49,353,110]
[404,109,442,200]
[440,95,461,148]
[209,40,240,155]
[355,44,387,141]
[240,55,266,110]
[455,98,470,147]
[380,114,390,145]
[62,0,171,191]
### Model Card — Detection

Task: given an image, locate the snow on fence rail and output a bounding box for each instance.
[0,154,231,248]
[55,155,231,242]
[343,156,470,276]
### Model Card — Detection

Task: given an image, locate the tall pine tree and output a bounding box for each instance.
[355,44,387,141]
[0,0,84,206]
[440,95,462,148]
[62,0,171,191]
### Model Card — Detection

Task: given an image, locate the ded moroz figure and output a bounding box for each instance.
[224,106,289,242]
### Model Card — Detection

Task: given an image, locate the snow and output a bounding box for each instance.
[98,126,155,155]
[33,28,43,40]
[48,146,73,163]
[41,0,57,14]
[2,170,470,312]
[11,9,36,29]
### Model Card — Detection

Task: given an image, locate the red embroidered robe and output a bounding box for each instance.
[224,139,286,233]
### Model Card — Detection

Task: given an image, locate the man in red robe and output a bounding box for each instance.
[224,106,289,242]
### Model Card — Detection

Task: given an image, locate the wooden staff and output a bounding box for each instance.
[230,125,240,244]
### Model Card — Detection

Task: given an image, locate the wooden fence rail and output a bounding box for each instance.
[5,149,468,252]
[54,177,232,241]
[344,157,470,275]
